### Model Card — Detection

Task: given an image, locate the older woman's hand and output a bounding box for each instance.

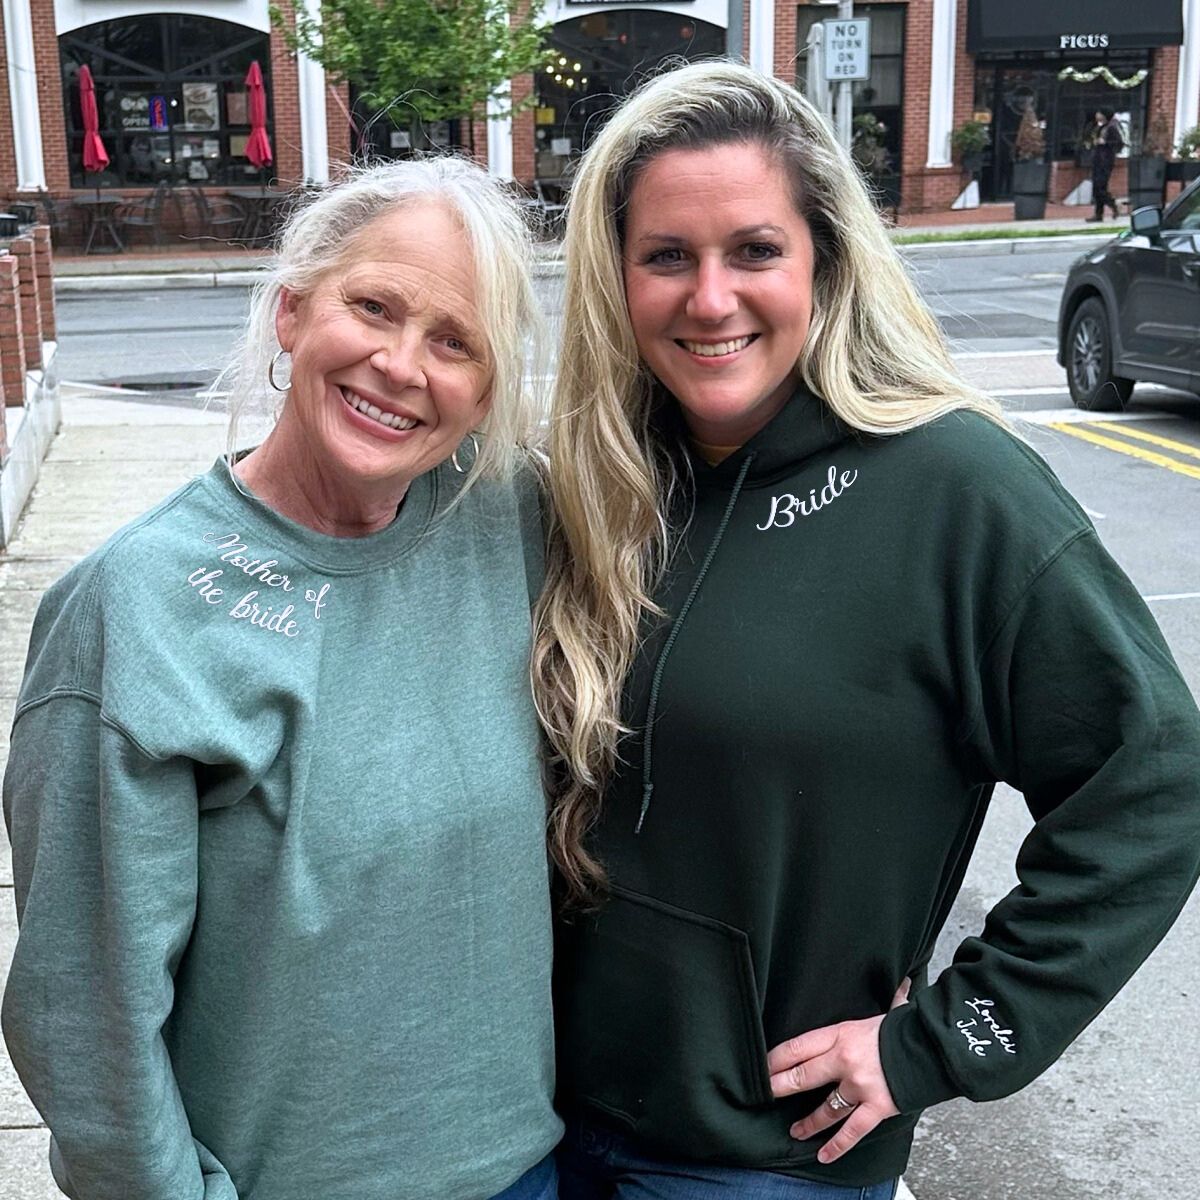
[766,976,910,1164]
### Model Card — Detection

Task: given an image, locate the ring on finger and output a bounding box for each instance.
[826,1088,856,1113]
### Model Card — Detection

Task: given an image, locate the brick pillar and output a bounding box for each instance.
[1151,45,1182,137]
[326,80,353,177]
[470,115,489,169]
[32,224,55,343]
[32,0,70,194]
[774,0,797,80]
[10,235,43,370]
[0,255,27,407]
[269,2,305,186]
[512,73,535,185]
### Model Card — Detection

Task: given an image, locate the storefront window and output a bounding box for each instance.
[972,51,1150,200]
[60,15,273,189]
[535,11,725,181]
[795,4,905,178]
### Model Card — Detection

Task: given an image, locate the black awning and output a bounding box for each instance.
[967,0,1183,54]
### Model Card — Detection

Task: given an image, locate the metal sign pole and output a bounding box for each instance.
[727,0,744,60]
[836,0,853,149]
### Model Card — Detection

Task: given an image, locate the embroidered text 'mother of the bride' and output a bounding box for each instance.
[756,466,859,530]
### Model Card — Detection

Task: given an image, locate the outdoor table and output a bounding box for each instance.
[225,188,290,245]
[74,194,127,254]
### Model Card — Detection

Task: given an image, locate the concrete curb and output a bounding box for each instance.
[897,231,1117,258]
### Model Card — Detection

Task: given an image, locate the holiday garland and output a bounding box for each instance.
[1058,66,1149,89]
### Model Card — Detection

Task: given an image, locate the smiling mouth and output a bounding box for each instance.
[341,387,420,431]
[676,335,759,358]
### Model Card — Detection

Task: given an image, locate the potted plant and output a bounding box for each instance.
[951,119,989,176]
[852,113,900,212]
[1168,124,1200,184]
[1129,110,1170,209]
[1012,104,1049,220]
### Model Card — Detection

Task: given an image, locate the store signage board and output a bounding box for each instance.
[823,18,871,82]
[967,0,1183,52]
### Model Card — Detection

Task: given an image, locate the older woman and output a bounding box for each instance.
[533,62,1200,1198]
[3,159,560,1200]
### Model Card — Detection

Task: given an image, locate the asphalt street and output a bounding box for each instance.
[20,246,1200,1199]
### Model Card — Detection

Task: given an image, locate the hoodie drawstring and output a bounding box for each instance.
[636,452,756,833]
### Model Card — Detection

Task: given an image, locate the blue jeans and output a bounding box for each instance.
[492,1152,558,1200]
[558,1120,898,1200]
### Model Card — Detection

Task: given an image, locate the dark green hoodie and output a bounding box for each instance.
[554,389,1200,1186]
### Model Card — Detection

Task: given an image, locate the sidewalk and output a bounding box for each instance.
[0,390,226,1199]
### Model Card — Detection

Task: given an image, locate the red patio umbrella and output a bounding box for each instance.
[79,64,110,197]
[244,61,273,182]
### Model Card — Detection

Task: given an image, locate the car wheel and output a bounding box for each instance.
[1066,298,1134,412]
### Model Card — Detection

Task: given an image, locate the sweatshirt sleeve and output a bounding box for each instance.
[2,692,238,1200]
[879,529,1200,1114]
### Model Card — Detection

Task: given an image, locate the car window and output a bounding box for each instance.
[1162,185,1200,231]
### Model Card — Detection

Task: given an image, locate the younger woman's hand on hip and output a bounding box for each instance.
[766,978,909,1165]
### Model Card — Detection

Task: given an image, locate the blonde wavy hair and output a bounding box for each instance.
[532,60,1004,904]
[221,156,544,494]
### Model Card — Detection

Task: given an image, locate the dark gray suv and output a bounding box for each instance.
[1058,181,1200,411]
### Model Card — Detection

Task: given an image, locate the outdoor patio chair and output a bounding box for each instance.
[115,180,174,247]
[36,190,72,246]
[533,178,567,240]
[184,185,245,244]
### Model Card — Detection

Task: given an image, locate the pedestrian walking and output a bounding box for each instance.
[533,60,1200,1198]
[1087,107,1124,221]
[3,158,560,1200]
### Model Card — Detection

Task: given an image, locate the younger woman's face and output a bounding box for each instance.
[622,142,816,447]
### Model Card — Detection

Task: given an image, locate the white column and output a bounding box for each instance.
[487,86,514,179]
[296,0,329,184]
[1175,0,1200,145]
[749,0,776,77]
[3,0,46,190]
[926,0,957,168]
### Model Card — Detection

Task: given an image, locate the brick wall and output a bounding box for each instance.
[0,255,26,409]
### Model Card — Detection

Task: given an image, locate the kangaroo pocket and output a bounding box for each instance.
[556,885,789,1161]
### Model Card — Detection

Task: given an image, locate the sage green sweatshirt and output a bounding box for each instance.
[3,458,561,1200]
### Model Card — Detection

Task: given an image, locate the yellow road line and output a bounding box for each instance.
[1048,423,1200,480]
[1087,421,1200,461]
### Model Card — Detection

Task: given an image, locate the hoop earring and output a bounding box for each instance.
[450,433,480,474]
[268,350,292,393]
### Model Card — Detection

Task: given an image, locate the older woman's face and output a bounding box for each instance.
[623,142,815,447]
[275,200,492,492]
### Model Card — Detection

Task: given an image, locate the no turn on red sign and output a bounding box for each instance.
[822,18,871,81]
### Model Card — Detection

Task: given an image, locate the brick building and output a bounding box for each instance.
[1,0,1197,216]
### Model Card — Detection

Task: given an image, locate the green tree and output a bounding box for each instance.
[274,0,550,155]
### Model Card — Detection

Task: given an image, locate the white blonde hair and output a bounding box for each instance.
[532,60,1005,903]
[222,156,544,492]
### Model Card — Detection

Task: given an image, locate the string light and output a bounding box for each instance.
[542,50,589,92]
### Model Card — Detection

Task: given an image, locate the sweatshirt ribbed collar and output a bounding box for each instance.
[200,457,440,575]
[679,381,855,491]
